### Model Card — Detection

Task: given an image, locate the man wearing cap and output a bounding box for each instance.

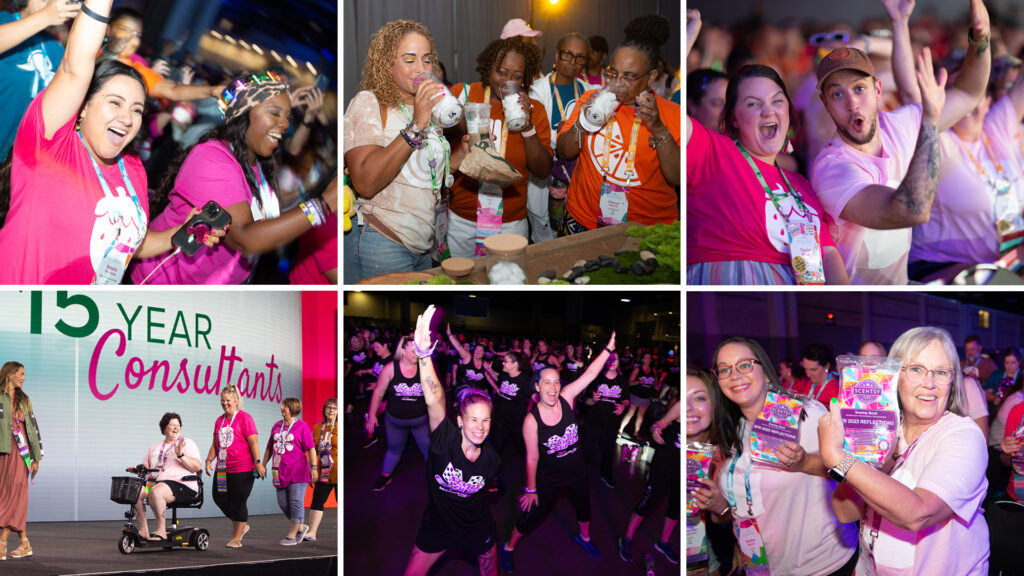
[810,0,991,284]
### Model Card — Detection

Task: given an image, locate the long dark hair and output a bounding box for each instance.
[151,112,278,220]
[720,64,799,141]
[688,366,726,447]
[0,60,147,227]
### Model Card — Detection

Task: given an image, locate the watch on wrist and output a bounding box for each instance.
[827,452,857,483]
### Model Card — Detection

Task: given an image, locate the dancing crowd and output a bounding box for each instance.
[345,308,680,574]
[0,0,338,284]
[0,367,338,558]
[343,14,681,282]
[687,327,1024,575]
[687,0,1024,285]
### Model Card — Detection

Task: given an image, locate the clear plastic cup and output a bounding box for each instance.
[499,80,530,132]
[579,84,620,131]
[416,71,463,128]
[465,102,492,146]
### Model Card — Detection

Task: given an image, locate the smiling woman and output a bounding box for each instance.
[0,0,222,284]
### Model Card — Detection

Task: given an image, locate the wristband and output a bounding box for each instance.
[523,487,536,494]
[81,4,111,24]
[205,458,213,463]
[255,459,262,465]
[605,347,614,354]
[302,117,316,127]
[968,28,990,49]
[414,340,438,358]
[521,126,537,138]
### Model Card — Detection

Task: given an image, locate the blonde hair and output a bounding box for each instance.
[889,327,967,417]
[221,384,243,410]
[360,20,437,111]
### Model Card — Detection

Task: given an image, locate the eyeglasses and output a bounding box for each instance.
[901,364,955,386]
[715,359,762,380]
[325,405,338,411]
[809,31,850,46]
[602,67,651,86]
[558,50,588,65]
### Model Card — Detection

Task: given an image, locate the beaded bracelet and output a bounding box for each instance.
[299,201,325,228]
[648,133,672,149]
[400,122,424,149]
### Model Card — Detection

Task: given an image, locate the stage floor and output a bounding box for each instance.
[3,511,336,576]
[342,404,681,576]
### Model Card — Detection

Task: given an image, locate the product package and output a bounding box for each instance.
[837,355,902,467]
[787,222,825,285]
[749,391,803,464]
[686,442,714,517]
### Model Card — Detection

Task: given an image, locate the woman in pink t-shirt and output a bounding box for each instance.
[0,0,220,284]
[203,385,265,548]
[685,10,848,286]
[132,412,202,541]
[819,327,989,576]
[129,74,338,284]
[711,337,858,575]
[261,397,316,546]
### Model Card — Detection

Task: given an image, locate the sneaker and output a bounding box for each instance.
[499,542,515,572]
[296,524,309,543]
[362,434,379,448]
[654,540,679,564]
[9,543,31,559]
[600,475,616,489]
[617,536,632,562]
[372,475,391,492]
[573,534,601,558]
[280,537,299,546]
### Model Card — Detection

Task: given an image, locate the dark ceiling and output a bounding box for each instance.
[938,292,1024,316]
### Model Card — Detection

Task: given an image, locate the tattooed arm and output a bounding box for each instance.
[416,305,447,432]
[837,48,945,229]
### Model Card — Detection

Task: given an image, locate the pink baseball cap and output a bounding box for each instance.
[501,18,542,39]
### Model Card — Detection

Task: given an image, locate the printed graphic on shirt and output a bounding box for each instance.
[462,368,485,382]
[587,120,644,186]
[675,432,681,449]
[17,48,55,97]
[394,382,424,398]
[351,351,368,363]
[435,461,485,497]
[543,423,579,456]
[89,190,146,272]
[638,375,656,386]
[763,182,822,253]
[371,361,386,377]
[273,430,294,453]
[596,384,623,400]
[498,379,520,400]
[532,361,546,372]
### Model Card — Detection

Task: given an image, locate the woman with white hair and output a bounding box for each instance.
[818,326,989,575]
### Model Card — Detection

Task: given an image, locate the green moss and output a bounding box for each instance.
[586,250,680,284]
[624,222,681,271]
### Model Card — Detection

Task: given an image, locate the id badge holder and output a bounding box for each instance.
[858,531,879,576]
[685,515,708,567]
[272,452,282,488]
[994,179,1020,237]
[319,449,333,483]
[734,517,771,575]
[434,195,451,261]
[475,183,504,256]
[93,252,129,285]
[596,180,629,227]
[786,223,825,285]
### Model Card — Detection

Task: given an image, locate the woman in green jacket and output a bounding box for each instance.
[0,361,43,560]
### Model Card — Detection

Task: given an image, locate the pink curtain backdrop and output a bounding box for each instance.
[301,291,338,508]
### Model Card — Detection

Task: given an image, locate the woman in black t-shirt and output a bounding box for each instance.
[586,353,630,488]
[618,353,662,440]
[404,305,501,576]
[499,333,617,572]
[484,350,533,457]
[530,339,562,375]
[446,326,490,397]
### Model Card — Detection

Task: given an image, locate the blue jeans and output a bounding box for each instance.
[343,224,433,283]
[276,482,307,524]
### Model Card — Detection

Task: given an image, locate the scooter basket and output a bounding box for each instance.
[110,476,145,505]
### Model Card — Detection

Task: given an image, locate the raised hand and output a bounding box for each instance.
[880,0,915,22]
[39,0,81,27]
[969,0,990,44]
[686,10,702,57]
[414,304,437,354]
[916,47,947,123]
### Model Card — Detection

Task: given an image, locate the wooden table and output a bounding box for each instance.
[419,222,644,284]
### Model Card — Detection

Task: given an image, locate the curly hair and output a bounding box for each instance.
[360,20,437,111]
[622,14,671,70]
[475,37,542,92]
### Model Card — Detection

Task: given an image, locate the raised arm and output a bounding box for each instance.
[561,332,615,404]
[881,0,922,105]
[936,0,991,132]
[839,48,945,229]
[414,305,447,432]
[42,0,114,139]
[446,324,471,364]
[685,9,702,145]
[0,0,79,55]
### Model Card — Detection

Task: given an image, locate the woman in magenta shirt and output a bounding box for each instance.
[262,397,316,545]
[204,384,264,548]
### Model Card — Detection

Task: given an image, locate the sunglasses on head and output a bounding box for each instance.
[809,31,850,46]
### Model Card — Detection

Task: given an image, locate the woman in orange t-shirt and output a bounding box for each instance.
[556,16,680,233]
[448,37,552,258]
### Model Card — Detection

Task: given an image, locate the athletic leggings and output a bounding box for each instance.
[634,464,680,521]
[310,482,337,511]
[212,471,255,522]
[597,427,618,480]
[381,412,430,476]
[488,413,525,458]
[515,475,591,535]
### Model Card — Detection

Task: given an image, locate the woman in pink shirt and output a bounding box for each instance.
[261,397,316,546]
[133,412,202,541]
[711,337,858,575]
[819,327,989,575]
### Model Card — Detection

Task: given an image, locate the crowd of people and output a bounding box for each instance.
[345,308,681,573]
[687,0,1024,285]
[687,327,1024,575]
[0,368,338,558]
[0,0,338,284]
[343,15,681,282]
